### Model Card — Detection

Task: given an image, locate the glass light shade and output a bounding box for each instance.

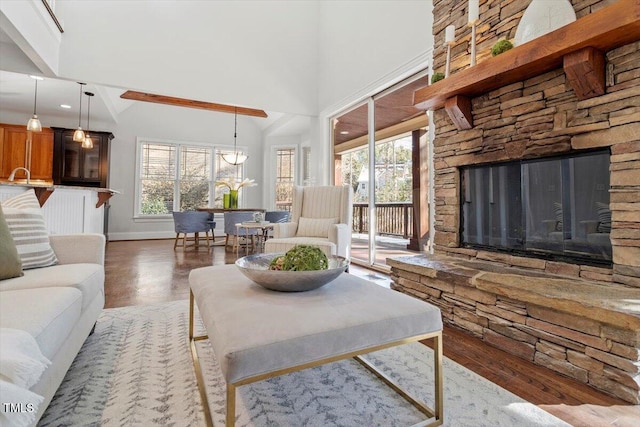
[27,115,42,132]
[73,127,85,142]
[82,135,93,149]
[222,152,248,165]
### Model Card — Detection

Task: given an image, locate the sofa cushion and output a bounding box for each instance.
[296,217,338,238]
[1,189,57,270]
[0,205,22,280]
[0,264,104,311]
[0,288,82,360]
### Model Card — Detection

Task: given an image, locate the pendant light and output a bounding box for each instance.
[82,91,94,149]
[221,108,248,165]
[26,75,43,132]
[73,82,86,142]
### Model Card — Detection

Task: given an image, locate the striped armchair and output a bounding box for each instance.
[264,186,353,258]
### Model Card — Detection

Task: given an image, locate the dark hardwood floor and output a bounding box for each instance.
[104,239,639,426]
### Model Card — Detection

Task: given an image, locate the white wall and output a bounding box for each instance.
[54,0,320,116]
[108,102,264,240]
[317,0,433,112]
[0,0,61,75]
[312,0,434,185]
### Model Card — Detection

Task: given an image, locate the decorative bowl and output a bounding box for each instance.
[235,253,349,292]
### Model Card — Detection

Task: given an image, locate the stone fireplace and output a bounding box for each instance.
[389,0,640,403]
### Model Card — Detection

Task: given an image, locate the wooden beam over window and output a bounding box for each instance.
[120,90,268,118]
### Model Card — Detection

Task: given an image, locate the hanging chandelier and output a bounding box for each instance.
[73,82,86,142]
[221,108,248,165]
[26,75,43,132]
[82,91,94,149]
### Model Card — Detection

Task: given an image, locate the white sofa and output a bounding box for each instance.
[0,233,105,425]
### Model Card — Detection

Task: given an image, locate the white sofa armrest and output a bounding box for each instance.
[49,234,106,266]
[329,223,351,259]
[273,222,298,238]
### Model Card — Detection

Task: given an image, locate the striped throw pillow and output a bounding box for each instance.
[0,204,23,279]
[1,189,57,270]
[296,217,338,238]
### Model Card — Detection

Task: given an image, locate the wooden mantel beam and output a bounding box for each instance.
[563,47,606,100]
[445,96,473,130]
[413,0,640,111]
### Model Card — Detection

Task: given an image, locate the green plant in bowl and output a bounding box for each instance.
[269,245,328,271]
[491,39,513,56]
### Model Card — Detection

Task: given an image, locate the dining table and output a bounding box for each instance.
[196,207,268,247]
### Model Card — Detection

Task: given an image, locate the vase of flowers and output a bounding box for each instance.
[215,177,257,209]
[229,190,239,208]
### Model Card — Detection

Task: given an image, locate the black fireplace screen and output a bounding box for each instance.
[461,150,611,264]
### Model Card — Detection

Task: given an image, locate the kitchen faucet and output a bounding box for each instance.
[8,167,31,184]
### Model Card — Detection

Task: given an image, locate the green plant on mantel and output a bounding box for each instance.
[491,39,514,56]
[431,72,445,84]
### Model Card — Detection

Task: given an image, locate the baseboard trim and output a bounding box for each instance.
[108,231,175,241]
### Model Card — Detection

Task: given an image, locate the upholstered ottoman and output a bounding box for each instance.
[189,264,443,426]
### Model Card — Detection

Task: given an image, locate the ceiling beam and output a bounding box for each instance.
[120,90,268,118]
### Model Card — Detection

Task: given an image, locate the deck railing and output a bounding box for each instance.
[274,201,414,239]
[353,202,414,239]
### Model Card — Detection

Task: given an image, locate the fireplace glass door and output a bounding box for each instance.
[461,150,611,264]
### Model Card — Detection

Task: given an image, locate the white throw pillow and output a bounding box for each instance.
[296,217,338,238]
[1,189,57,270]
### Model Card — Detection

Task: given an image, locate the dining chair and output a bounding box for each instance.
[172,211,215,250]
[223,211,260,253]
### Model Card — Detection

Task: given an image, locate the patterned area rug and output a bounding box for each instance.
[39,300,568,426]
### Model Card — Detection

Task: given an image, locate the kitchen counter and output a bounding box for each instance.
[0,181,119,207]
[0,180,118,192]
[1,183,118,235]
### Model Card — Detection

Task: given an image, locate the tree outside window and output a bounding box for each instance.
[137,142,218,215]
[341,135,412,204]
[179,146,211,210]
[275,148,295,211]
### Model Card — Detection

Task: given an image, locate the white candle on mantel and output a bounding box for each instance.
[469,0,480,24]
[445,25,455,44]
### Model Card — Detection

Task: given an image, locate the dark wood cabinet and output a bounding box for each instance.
[53,128,113,188]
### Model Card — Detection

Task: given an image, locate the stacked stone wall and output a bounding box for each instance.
[389,0,640,404]
[432,0,620,78]
[389,257,640,403]
[429,0,640,286]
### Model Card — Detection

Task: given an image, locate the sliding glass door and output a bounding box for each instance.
[333,71,430,268]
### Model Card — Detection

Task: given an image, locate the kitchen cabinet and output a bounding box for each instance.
[0,123,54,181]
[52,128,114,188]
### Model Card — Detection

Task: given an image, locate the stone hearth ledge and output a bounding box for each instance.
[387,254,640,331]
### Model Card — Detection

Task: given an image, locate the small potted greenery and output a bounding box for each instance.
[491,39,513,56]
[431,72,445,84]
